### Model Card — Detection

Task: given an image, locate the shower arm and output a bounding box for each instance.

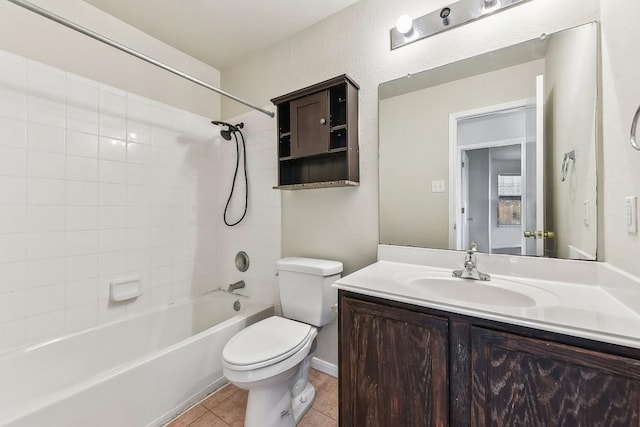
[7,0,275,118]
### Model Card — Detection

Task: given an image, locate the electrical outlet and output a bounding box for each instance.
[431,180,445,193]
[626,196,637,234]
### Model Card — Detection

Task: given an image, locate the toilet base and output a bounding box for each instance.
[244,381,316,427]
[292,382,316,423]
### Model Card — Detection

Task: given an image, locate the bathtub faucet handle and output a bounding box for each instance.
[227,280,245,293]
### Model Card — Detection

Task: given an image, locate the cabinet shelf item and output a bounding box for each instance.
[271,75,359,188]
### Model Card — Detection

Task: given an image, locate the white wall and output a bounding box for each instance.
[0,49,220,351]
[544,24,598,259]
[217,109,281,309]
[222,0,599,366]
[600,0,640,274]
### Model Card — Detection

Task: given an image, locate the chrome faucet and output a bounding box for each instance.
[452,242,490,281]
[227,280,245,293]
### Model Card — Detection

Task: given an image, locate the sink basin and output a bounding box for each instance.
[399,272,559,308]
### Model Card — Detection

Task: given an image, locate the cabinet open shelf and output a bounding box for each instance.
[271,75,359,189]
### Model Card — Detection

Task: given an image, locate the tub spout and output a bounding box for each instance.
[227,280,245,293]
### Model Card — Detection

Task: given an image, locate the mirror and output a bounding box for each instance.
[379,22,598,260]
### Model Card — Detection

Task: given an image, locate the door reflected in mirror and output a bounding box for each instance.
[379,22,598,260]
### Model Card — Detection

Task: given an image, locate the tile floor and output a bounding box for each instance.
[166,369,338,427]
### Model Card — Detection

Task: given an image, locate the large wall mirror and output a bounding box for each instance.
[379,22,598,260]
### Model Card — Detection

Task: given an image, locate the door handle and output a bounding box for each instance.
[524,231,555,239]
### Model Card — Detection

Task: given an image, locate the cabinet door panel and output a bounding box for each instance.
[471,327,640,426]
[290,91,329,157]
[339,296,449,427]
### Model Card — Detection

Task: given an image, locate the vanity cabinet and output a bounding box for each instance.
[339,291,640,426]
[271,75,359,190]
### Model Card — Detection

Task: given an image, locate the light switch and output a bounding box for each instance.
[431,180,445,193]
[626,196,637,234]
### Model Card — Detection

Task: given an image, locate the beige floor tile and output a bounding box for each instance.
[309,371,339,420]
[299,408,338,427]
[188,412,229,427]
[165,404,209,427]
[201,384,241,411]
[208,388,248,427]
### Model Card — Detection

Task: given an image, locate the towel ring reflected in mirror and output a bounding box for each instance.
[631,104,640,151]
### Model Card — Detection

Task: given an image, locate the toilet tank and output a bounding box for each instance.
[277,257,343,327]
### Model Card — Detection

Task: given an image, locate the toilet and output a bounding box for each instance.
[222,257,342,427]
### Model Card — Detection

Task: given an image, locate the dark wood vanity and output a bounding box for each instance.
[338,291,640,426]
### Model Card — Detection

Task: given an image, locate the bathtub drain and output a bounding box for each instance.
[233,300,241,311]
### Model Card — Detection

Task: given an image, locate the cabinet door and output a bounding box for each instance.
[290,90,329,157]
[471,327,640,426]
[339,296,449,426]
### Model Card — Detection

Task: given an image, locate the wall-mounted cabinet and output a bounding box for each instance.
[271,75,359,190]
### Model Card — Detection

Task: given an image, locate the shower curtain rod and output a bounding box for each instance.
[7,0,275,118]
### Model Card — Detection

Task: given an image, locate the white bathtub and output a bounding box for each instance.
[0,291,273,427]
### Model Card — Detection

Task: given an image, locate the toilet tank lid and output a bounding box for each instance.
[277,257,343,276]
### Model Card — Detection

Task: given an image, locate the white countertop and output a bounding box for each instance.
[333,246,640,350]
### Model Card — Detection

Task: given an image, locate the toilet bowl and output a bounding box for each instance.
[223,316,318,426]
[221,257,342,427]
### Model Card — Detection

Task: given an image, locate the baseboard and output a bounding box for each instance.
[311,357,338,378]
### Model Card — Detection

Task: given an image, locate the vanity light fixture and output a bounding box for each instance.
[390,0,531,50]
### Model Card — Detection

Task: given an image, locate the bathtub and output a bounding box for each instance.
[0,291,273,427]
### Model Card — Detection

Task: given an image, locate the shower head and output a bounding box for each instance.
[211,120,244,140]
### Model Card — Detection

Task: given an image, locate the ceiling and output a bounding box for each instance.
[83,0,360,70]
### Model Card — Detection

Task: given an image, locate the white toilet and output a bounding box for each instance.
[222,257,342,427]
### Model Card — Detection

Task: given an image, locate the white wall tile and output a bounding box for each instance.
[27,122,65,153]
[66,156,98,182]
[27,178,65,205]
[64,206,97,232]
[26,310,64,343]
[26,258,65,288]
[0,290,26,323]
[26,283,65,316]
[65,278,98,306]
[27,232,65,261]
[99,183,126,206]
[0,206,27,234]
[0,319,26,352]
[99,206,126,229]
[99,160,126,184]
[65,302,98,333]
[0,262,26,293]
[99,137,127,162]
[99,229,127,253]
[0,147,26,176]
[0,117,26,148]
[27,206,65,232]
[65,230,98,256]
[66,130,98,158]
[65,254,98,282]
[27,151,65,179]
[99,114,126,140]
[0,50,221,348]
[27,97,65,128]
[66,181,98,206]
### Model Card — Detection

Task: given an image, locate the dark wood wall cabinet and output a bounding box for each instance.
[271,75,359,190]
[339,291,640,426]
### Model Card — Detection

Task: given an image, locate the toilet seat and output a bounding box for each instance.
[223,316,314,371]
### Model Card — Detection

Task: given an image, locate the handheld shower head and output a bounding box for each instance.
[211,120,244,140]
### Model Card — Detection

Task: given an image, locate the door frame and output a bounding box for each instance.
[449,99,534,250]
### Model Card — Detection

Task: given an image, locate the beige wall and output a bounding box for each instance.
[222,0,599,365]
[544,24,598,259]
[0,0,221,118]
[379,60,543,249]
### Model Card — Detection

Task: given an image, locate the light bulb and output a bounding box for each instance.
[483,0,501,12]
[396,14,413,35]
